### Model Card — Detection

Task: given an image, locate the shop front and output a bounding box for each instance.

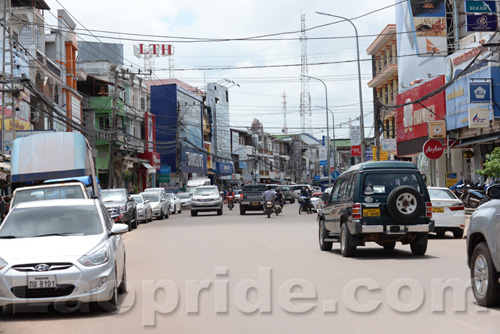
[396,75,447,186]
[138,151,160,191]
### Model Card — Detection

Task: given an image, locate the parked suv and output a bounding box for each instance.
[467,184,500,307]
[318,161,434,257]
[101,188,137,230]
[278,185,294,203]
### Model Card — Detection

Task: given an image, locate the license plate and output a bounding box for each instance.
[432,207,444,213]
[363,208,380,217]
[251,202,260,206]
[28,275,56,289]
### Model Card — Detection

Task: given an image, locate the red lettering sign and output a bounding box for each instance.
[423,139,443,160]
[351,145,361,156]
[138,43,174,56]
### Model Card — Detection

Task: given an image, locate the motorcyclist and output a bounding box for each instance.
[226,188,235,208]
[274,188,284,208]
[300,186,311,211]
[263,185,275,210]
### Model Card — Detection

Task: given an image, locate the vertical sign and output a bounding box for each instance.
[350,126,361,156]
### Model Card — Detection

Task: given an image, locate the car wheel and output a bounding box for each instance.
[410,235,428,256]
[291,199,295,204]
[436,231,445,238]
[453,229,464,239]
[319,220,333,251]
[387,186,423,223]
[191,210,197,216]
[165,209,169,219]
[126,221,132,231]
[132,216,138,229]
[172,205,176,214]
[118,261,127,294]
[383,242,396,250]
[470,242,500,307]
[178,207,182,214]
[240,208,245,215]
[99,268,118,312]
[217,208,223,215]
[340,223,356,257]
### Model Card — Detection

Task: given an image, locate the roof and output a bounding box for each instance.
[147,79,204,95]
[366,24,396,55]
[12,0,50,10]
[347,161,418,173]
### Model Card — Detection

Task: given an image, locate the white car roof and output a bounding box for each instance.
[13,198,98,209]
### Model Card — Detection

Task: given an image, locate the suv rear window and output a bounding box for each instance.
[280,186,290,191]
[243,185,267,192]
[363,173,421,195]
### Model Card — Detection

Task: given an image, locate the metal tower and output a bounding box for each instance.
[282,92,288,134]
[299,14,312,134]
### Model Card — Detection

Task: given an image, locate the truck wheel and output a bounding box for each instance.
[319,220,333,251]
[191,210,197,217]
[410,235,428,256]
[471,242,500,307]
[387,186,423,223]
[340,223,356,257]
[453,229,464,239]
[383,242,396,250]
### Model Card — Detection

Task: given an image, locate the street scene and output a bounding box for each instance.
[1,0,500,333]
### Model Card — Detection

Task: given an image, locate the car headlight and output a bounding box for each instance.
[0,257,8,270]
[119,204,126,214]
[78,245,110,267]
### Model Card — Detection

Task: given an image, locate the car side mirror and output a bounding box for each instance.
[320,193,330,202]
[486,184,500,199]
[145,200,150,204]
[109,223,128,236]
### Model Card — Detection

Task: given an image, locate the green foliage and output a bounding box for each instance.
[123,169,134,182]
[475,147,500,179]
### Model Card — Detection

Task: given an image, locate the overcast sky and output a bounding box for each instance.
[44,0,397,140]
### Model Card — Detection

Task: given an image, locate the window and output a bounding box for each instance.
[363,173,421,195]
[330,177,348,202]
[99,116,110,129]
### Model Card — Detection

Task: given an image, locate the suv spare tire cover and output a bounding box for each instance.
[386,186,423,223]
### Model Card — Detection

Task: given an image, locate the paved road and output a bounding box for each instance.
[2,204,499,334]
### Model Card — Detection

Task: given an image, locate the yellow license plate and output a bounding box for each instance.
[363,208,380,217]
[432,207,444,213]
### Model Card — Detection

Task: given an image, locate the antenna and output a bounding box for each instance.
[300,14,312,135]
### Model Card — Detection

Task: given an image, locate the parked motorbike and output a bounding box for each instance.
[298,196,313,214]
[265,201,274,218]
[465,183,490,208]
[274,201,282,216]
[227,195,234,210]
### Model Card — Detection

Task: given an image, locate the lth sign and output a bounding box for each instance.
[135,44,174,57]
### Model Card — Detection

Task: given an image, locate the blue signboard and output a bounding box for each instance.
[466,14,498,32]
[319,160,327,166]
[470,81,491,103]
[331,171,340,180]
[160,166,171,175]
[314,175,321,181]
[465,1,496,13]
[239,161,248,169]
[216,162,234,175]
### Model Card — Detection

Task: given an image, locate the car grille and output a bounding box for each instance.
[107,207,119,215]
[197,198,215,202]
[12,263,73,272]
[11,284,75,298]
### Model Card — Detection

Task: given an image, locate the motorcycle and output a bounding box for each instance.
[298,196,312,214]
[265,201,274,218]
[227,195,234,210]
[464,183,490,208]
[274,201,282,216]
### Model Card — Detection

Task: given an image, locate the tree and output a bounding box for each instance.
[475,147,500,180]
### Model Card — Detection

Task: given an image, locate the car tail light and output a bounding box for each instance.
[449,203,465,211]
[426,202,432,218]
[352,203,362,219]
[240,194,243,201]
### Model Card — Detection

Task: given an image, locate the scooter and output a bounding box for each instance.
[227,195,234,210]
[265,201,273,218]
[464,183,490,208]
[298,196,312,214]
[274,201,282,216]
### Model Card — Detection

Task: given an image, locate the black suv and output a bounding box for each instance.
[318,161,434,257]
[101,188,137,231]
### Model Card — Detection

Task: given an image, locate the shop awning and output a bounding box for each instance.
[454,135,500,148]
[141,162,156,174]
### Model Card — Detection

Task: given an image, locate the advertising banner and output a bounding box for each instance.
[350,126,361,156]
[466,14,498,32]
[465,1,496,13]
[470,81,491,103]
[428,120,446,139]
[469,107,490,128]
[381,138,397,151]
[410,0,447,56]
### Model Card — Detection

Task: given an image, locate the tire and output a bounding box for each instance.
[172,205,176,214]
[340,223,356,257]
[386,186,423,223]
[410,235,428,256]
[383,242,396,250]
[468,196,480,209]
[291,199,295,204]
[156,210,163,220]
[240,208,246,215]
[319,220,333,251]
[118,262,127,294]
[299,205,303,214]
[436,231,445,238]
[217,208,223,215]
[470,242,500,307]
[191,210,197,217]
[132,215,138,229]
[178,207,182,214]
[453,229,464,239]
[99,268,118,312]
[165,209,169,219]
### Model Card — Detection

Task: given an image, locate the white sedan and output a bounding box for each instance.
[166,193,182,214]
[0,199,128,313]
[428,187,466,239]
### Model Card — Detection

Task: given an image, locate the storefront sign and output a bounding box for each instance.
[216,162,234,175]
[466,14,498,32]
[186,152,204,168]
[239,161,247,169]
[428,120,446,139]
[381,138,397,151]
[465,1,496,13]
[319,146,327,166]
[469,107,490,128]
[470,81,491,103]
[350,126,361,156]
[423,139,444,160]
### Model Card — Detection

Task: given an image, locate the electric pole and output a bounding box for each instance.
[107,68,119,188]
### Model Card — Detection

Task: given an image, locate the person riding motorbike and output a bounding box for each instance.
[263,185,275,211]
[226,188,235,209]
[274,188,284,208]
[300,186,312,212]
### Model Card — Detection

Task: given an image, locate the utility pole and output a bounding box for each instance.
[108,68,119,188]
[374,105,381,161]
[1,0,14,163]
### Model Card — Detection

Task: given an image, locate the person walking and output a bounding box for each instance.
[0,196,7,223]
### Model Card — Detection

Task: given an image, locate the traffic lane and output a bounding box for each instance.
[1,206,499,334]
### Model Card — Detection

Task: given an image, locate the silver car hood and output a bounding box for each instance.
[0,235,105,265]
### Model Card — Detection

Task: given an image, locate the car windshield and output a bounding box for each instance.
[243,185,267,192]
[281,186,290,191]
[363,173,421,195]
[141,193,160,202]
[177,193,190,199]
[429,188,457,200]
[0,205,103,238]
[131,195,143,204]
[13,185,85,207]
[101,190,126,202]
[194,187,218,195]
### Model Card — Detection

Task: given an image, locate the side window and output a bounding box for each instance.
[330,177,347,203]
[344,174,356,200]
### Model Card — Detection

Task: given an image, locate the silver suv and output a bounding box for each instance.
[467,184,500,307]
[190,186,223,216]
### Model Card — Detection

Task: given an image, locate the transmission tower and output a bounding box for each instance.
[282,92,288,134]
[299,14,312,135]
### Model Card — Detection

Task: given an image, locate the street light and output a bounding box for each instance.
[300,74,331,187]
[316,11,366,162]
[315,106,336,172]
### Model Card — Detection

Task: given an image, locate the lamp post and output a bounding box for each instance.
[300,74,331,186]
[315,106,336,172]
[316,11,365,162]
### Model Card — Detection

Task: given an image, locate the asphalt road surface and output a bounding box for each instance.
[1,203,499,334]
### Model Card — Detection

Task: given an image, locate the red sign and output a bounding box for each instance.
[423,139,444,160]
[138,44,173,56]
[351,145,362,156]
